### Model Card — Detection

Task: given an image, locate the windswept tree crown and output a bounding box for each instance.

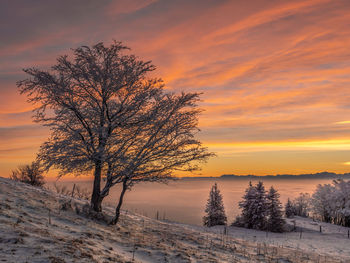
[18,41,213,182]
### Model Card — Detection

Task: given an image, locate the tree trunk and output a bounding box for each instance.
[110,180,128,225]
[91,160,102,212]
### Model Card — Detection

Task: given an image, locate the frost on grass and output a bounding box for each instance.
[0,177,348,263]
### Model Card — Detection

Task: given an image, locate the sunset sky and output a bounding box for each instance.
[2,0,350,178]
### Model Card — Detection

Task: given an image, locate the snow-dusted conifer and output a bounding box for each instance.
[237,181,268,230]
[266,186,285,232]
[203,183,227,227]
[285,198,294,218]
[237,181,256,228]
[250,181,268,230]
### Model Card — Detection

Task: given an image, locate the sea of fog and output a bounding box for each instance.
[48,178,334,225]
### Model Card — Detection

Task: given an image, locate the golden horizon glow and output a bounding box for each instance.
[335,121,350,125]
[206,139,350,152]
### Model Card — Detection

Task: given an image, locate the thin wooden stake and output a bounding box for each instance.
[71,183,76,198]
[48,209,51,225]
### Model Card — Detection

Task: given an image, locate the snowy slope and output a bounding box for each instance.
[0,177,348,263]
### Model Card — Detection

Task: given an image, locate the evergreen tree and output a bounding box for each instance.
[250,181,268,230]
[203,183,227,227]
[267,186,285,232]
[237,181,257,228]
[285,198,294,218]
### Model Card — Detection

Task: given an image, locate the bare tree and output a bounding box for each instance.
[10,161,45,187]
[18,42,163,212]
[293,193,311,217]
[101,92,213,224]
[18,42,213,217]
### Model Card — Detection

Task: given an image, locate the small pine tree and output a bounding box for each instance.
[266,186,285,232]
[203,183,227,227]
[285,198,294,218]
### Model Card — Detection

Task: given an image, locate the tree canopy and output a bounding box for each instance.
[18,41,213,219]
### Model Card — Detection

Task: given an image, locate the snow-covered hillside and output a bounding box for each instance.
[0,177,348,262]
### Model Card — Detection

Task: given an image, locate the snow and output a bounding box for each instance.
[0,177,349,262]
[197,217,350,262]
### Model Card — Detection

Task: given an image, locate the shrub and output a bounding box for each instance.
[10,161,45,187]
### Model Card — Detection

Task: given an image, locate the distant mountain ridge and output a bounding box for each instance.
[220,171,350,179]
[181,171,350,180]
